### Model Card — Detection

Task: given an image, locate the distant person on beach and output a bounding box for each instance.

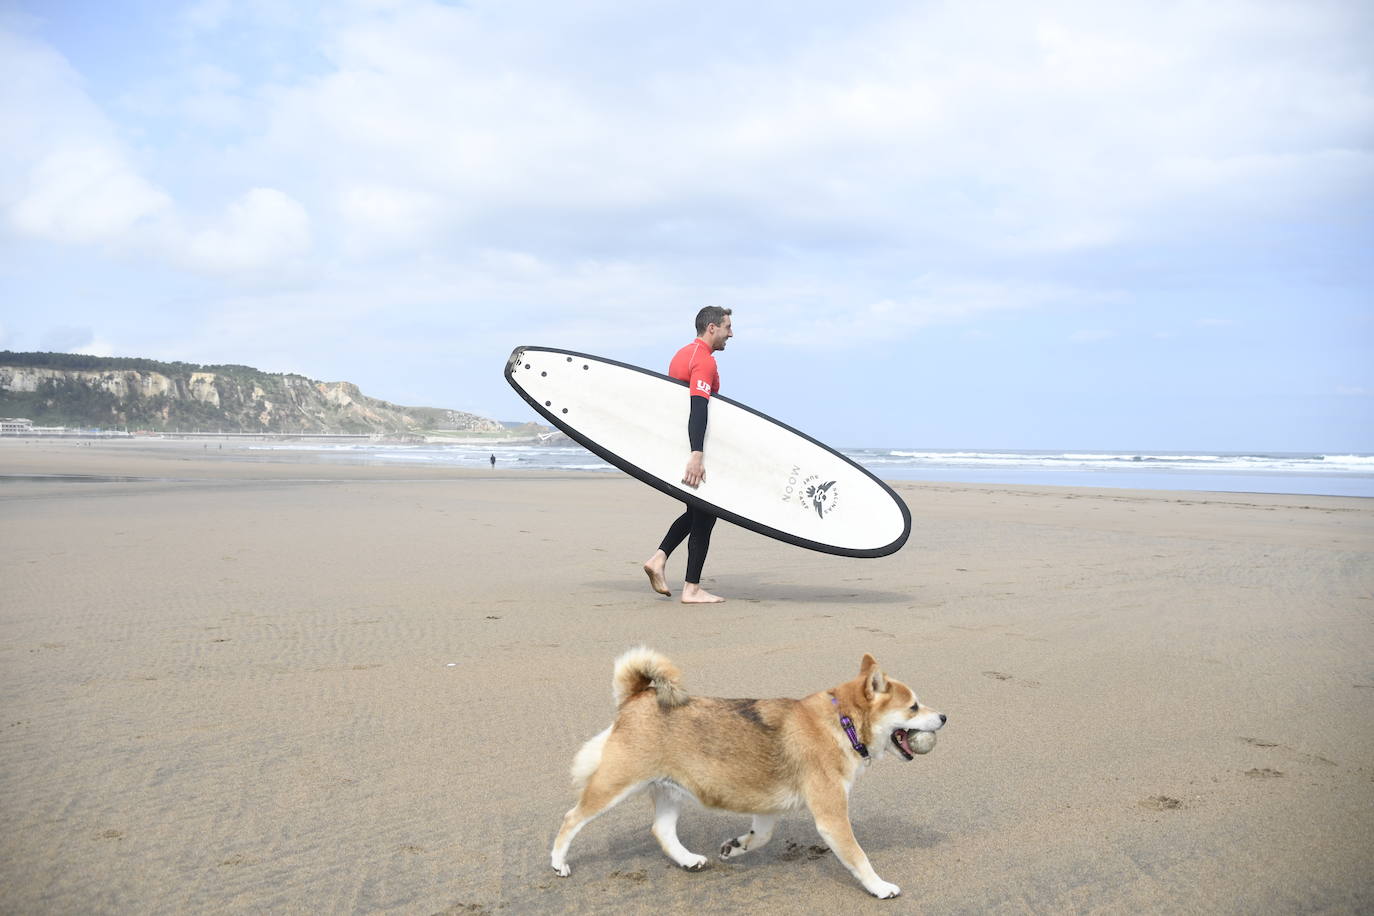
[490,454,496,467]
[643,307,733,604]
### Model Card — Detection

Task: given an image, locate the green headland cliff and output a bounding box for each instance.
[0,352,509,435]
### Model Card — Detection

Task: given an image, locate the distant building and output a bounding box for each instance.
[0,418,103,437]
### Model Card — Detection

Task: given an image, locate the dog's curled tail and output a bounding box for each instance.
[612,646,689,710]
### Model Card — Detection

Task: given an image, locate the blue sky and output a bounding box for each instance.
[2,0,1371,451]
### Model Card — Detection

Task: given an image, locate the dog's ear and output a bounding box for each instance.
[860,653,887,697]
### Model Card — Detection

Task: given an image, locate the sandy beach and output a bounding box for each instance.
[1,438,1371,914]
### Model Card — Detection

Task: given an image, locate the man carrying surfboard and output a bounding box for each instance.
[643,307,733,604]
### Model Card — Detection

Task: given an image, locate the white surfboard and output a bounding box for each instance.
[505,346,910,558]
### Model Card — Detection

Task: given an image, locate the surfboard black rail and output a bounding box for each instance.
[505,345,911,558]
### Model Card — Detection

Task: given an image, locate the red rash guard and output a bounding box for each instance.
[669,339,720,399]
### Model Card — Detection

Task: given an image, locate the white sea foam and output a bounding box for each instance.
[238,442,1373,496]
[869,449,1369,475]
[1325,454,1374,466]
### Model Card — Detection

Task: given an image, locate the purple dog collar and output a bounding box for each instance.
[832,695,870,762]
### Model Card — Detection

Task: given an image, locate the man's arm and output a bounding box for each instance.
[683,395,708,487]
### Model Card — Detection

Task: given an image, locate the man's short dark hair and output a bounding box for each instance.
[695,307,733,335]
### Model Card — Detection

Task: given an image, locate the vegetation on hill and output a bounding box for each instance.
[0,351,519,435]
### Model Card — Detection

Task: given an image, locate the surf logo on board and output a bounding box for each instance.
[782,466,839,519]
[806,479,837,518]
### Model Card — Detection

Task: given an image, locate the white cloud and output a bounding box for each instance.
[0,24,311,277]
[39,325,105,353]
[337,185,441,251]
[747,276,1117,349]
[184,187,312,272]
[476,248,551,278]
[237,0,1369,270]
[73,337,116,358]
[0,30,172,245]
[10,1,1371,277]
[9,146,172,244]
[181,0,233,34]
[180,63,249,130]
[1,0,1370,383]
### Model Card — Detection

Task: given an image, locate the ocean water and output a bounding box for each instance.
[248,442,1374,498]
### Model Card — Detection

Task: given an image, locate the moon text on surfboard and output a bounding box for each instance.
[782,467,840,519]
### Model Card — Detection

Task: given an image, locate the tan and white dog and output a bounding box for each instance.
[550,647,946,898]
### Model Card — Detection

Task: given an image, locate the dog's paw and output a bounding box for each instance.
[719,837,743,859]
[552,863,570,877]
[868,880,901,899]
[680,853,709,871]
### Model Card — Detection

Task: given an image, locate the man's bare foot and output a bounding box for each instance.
[681,582,725,604]
[643,552,671,596]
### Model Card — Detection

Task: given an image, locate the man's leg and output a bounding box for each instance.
[681,509,723,604]
[644,510,690,596]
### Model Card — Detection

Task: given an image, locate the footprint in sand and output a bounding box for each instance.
[220,853,260,866]
[1139,796,1183,810]
[981,670,1040,687]
[1245,768,1284,778]
[1239,737,1338,768]
[779,840,830,861]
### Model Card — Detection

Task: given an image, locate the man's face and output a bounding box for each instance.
[707,315,733,351]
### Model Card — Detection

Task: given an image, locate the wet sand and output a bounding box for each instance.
[2,438,1371,914]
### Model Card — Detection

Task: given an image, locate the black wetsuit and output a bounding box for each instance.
[658,340,719,584]
[658,397,716,583]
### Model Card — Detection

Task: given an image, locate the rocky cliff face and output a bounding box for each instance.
[0,356,505,435]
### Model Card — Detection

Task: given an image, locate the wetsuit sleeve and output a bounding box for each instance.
[688,394,708,452]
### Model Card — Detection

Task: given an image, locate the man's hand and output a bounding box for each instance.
[683,451,705,488]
